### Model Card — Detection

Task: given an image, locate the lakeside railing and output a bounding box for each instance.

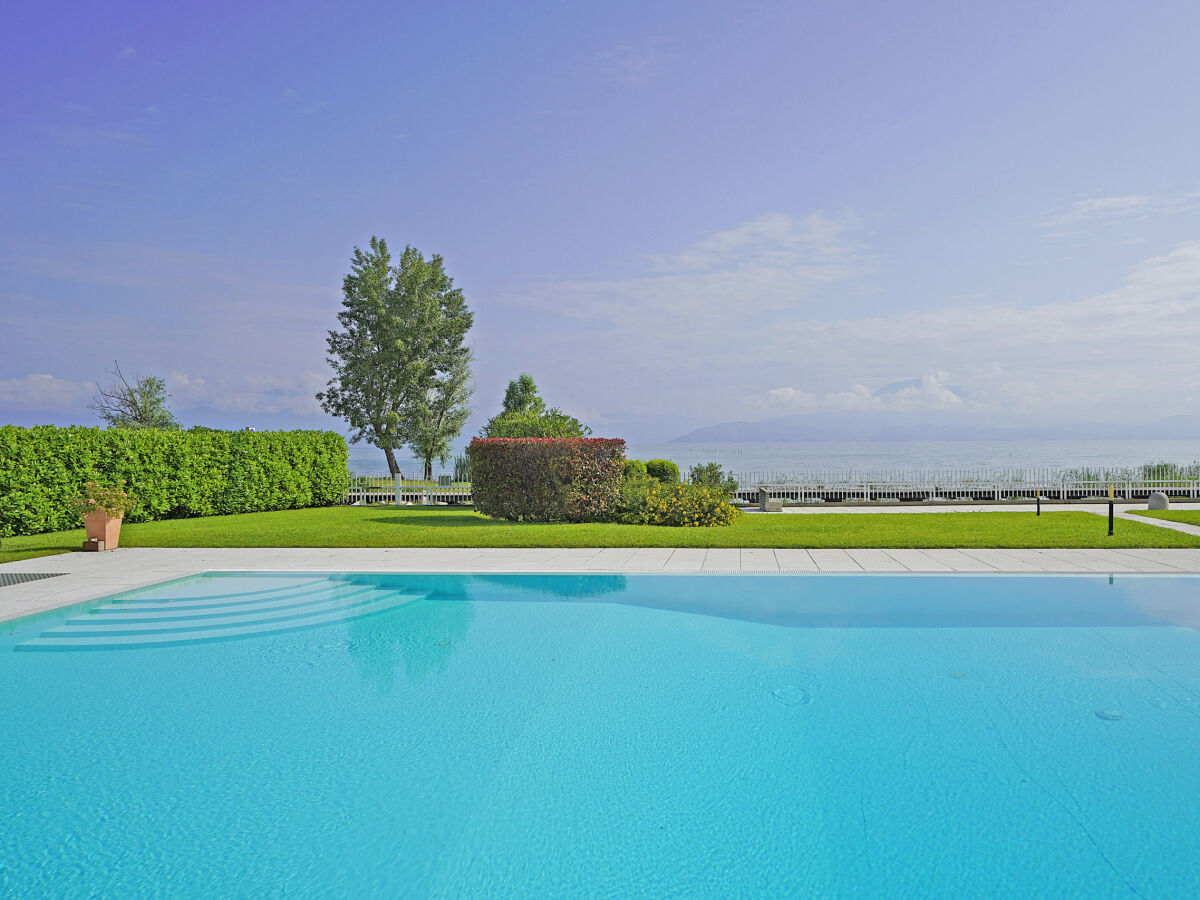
[344,475,473,505]
[729,466,1200,504]
[344,465,1200,506]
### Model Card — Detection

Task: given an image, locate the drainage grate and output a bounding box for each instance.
[0,573,67,588]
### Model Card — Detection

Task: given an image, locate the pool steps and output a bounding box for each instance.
[83,584,381,622]
[17,580,421,651]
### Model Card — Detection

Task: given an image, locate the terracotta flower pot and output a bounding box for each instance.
[83,511,123,549]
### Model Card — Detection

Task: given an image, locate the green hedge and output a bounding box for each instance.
[0,426,349,537]
[469,438,625,522]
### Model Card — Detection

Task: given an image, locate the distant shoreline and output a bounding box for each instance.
[348,437,1200,477]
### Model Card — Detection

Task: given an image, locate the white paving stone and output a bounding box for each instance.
[623,548,675,570]
[881,549,955,572]
[846,549,909,572]
[1033,549,1136,573]
[916,549,1000,571]
[772,550,818,571]
[1071,548,1181,572]
[702,549,741,570]
[808,549,863,571]
[662,549,707,571]
[1110,548,1200,569]
[739,549,779,571]
[957,549,1049,572]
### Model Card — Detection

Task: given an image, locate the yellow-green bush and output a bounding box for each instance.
[623,481,740,527]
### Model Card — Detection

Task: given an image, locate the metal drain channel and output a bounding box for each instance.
[0,572,67,588]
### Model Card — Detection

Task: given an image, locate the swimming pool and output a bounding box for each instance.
[3,572,1199,897]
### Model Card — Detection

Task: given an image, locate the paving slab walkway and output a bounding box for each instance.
[5,545,1200,625]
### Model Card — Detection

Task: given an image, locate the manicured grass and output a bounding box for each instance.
[1131,510,1200,528]
[2,506,1198,564]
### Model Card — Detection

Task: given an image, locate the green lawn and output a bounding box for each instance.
[3,506,1197,564]
[1131,510,1200,528]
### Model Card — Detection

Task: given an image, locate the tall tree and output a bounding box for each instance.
[501,373,545,416]
[479,374,590,438]
[317,238,474,475]
[406,348,473,480]
[89,362,179,429]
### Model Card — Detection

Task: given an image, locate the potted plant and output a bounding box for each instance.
[68,481,136,549]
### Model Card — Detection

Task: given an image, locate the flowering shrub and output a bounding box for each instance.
[469,438,625,522]
[620,481,740,527]
[614,472,658,524]
[67,481,137,519]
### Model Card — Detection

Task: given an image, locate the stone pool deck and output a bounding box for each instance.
[5,541,1200,625]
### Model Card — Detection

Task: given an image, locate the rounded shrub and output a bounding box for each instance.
[468,437,626,522]
[623,459,648,480]
[645,459,680,484]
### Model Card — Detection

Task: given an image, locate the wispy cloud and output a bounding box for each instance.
[117,46,136,60]
[1037,190,1200,229]
[168,370,327,415]
[39,123,148,147]
[494,217,1200,423]
[593,39,672,85]
[649,211,858,272]
[0,240,337,420]
[0,374,95,410]
[749,374,967,415]
[501,211,867,335]
[281,88,329,116]
[740,241,1200,417]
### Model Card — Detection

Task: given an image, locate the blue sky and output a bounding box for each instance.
[3,0,1200,441]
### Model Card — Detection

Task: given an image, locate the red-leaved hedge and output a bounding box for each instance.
[468,438,626,522]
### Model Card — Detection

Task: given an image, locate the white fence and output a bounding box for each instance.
[344,466,1200,507]
[344,475,473,505]
[729,467,1200,504]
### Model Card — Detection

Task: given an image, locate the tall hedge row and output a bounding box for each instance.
[0,426,349,537]
[469,438,625,522]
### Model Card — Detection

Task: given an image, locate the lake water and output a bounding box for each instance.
[348,439,1200,477]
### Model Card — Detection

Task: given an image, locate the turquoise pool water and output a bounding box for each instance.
[3,572,1200,897]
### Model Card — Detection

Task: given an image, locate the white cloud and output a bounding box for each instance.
[1037,190,1200,229]
[749,374,966,415]
[745,242,1200,417]
[493,219,1200,424]
[165,371,327,416]
[0,369,325,419]
[593,39,671,84]
[650,212,857,272]
[117,46,136,59]
[166,371,208,405]
[754,387,817,412]
[281,88,328,116]
[217,372,327,416]
[0,240,338,423]
[502,211,866,333]
[0,374,94,409]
